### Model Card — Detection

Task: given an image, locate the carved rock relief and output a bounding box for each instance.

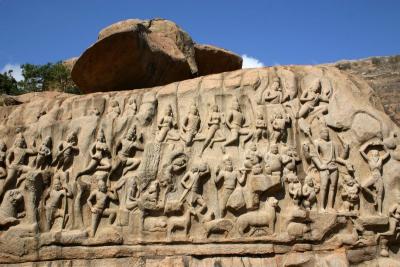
[0,66,399,263]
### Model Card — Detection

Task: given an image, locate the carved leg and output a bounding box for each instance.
[376,179,384,215]
[45,207,55,231]
[319,170,329,211]
[219,188,233,218]
[222,130,239,152]
[90,211,102,237]
[109,158,123,179]
[156,127,169,143]
[123,158,141,175]
[76,160,99,179]
[327,170,338,210]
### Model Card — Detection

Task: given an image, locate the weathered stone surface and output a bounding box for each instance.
[1,66,400,266]
[328,55,400,125]
[72,18,242,93]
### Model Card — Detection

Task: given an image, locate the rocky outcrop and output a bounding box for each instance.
[71,18,242,93]
[1,65,400,266]
[329,55,400,125]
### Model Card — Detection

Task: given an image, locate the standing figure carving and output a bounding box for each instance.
[340,175,360,213]
[270,111,291,144]
[200,104,225,155]
[215,155,245,217]
[359,140,390,214]
[305,128,352,211]
[87,180,118,237]
[34,136,52,170]
[302,175,318,211]
[222,99,250,152]
[125,96,138,117]
[45,178,72,231]
[107,100,121,118]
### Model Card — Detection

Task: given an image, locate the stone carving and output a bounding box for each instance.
[359,139,389,214]
[87,180,118,237]
[305,127,352,211]
[0,65,400,265]
[200,104,225,155]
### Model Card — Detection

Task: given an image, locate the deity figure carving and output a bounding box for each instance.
[52,131,79,171]
[136,93,157,126]
[0,189,23,228]
[305,128,352,211]
[0,141,7,180]
[270,111,291,144]
[359,140,389,214]
[262,77,285,104]
[243,142,263,170]
[87,180,118,237]
[107,100,121,118]
[340,175,360,213]
[215,155,245,217]
[244,163,272,209]
[125,96,138,117]
[222,99,250,152]
[200,104,225,155]
[156,104,179,143]
[34,136,52,170]
[287,173,302,206]
[377,197,400,257]
[302,175,318,211]
[45,178,72,231]
[76,129,111,180]
[109,126,143,180]
[1,133,37,198]
[180,104,202,146]
[297,79,329,118]
[237,197,278,236]
[242,110,268,145]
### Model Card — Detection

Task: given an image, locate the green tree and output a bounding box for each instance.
[0,70,19,95]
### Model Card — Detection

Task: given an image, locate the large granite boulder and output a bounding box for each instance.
[72,18,242,93]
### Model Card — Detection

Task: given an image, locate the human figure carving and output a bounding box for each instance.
[180,104,202,146]
[237,197,279,236]
[34,136,52,170]
[340,175,360,213]
[377,197,400,257]
[45,179,72,231]
[270,111,291,144]
[306,128,352,211]
[76,129,111,180]
[200,104,225,155]
[179,161,210,214]
[215,155,245,217]
[156,104,179,143]
[302,175,318,211]
[297,79,329,118]
[109,126,143,180]
[222,99,250,152]
[243,142,263,170]
[359,140,389,214]
[282,145,301,175]
[52,131,79,171]
[1,133,37,198]
[242,111,268,145]
[87,180,118,237]
[107,100,121,118]
[125,96,138,116]
[264,144,283,178]
[287,173,302,206]
[262,77,285,104]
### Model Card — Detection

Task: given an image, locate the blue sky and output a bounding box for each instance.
[1,0,400,80]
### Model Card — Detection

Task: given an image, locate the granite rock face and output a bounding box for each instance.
[71,18,242,93]
[0,66,400,266]
[330,55,400,125]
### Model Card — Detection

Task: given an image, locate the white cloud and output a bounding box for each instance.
[1,63,23,81]
[242,54,264,68]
